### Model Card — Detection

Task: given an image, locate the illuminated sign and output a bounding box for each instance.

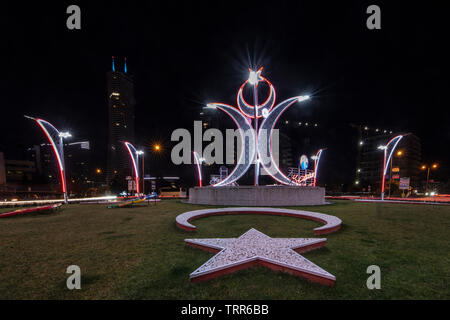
[300,155,309,170]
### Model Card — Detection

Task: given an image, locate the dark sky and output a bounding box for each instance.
[1,1,448,186]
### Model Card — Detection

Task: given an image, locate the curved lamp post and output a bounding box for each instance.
[25,115,71,203]
[311,148,325,187]
[193,151,205,187]
[378,134,404,200]
[124,142,143,195]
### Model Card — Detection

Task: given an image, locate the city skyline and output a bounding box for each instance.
[1,2,448,190]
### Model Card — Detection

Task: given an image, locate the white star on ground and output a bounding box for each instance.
[186,228,335,284]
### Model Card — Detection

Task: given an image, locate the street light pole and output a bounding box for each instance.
[25,116,71,204]
[249,69,261,186]
[142,153,145,195]
[421,163,438,195]
[388,156,393,198]
[379,134,404,201]
[136,150,144,196]
[381,147,387,201]
[59,135,68,204]
[425,167,430,194]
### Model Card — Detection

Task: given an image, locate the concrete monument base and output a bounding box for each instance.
[188,186,325,206]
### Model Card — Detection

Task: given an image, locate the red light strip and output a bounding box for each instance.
[193,151,202,187]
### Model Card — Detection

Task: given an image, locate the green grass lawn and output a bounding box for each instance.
[0,200,448,299]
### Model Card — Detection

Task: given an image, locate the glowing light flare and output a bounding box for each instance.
[297,95,310,102]
[59,132,72,138]
[205,103,217,109]
[248,67,263,85]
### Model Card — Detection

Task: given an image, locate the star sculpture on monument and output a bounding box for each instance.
[186,228,336,286]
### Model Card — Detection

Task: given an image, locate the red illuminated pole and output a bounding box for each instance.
[252,75,260,186]
[313,149,324,187]
[193,151,203,187]
[26,116,69,204]
[381,147,387,200]
[141,154,145,195]
[379,134,404,201]
[124,142,140,195]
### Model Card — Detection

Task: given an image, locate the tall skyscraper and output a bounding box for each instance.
[106,57,136,190]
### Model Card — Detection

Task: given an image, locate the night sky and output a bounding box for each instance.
[1,1,448,187]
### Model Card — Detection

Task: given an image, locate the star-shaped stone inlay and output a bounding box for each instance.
[186,228,336,286]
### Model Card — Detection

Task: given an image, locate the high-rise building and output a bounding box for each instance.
[106,57,136,190]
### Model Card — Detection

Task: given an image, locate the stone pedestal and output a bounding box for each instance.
[188,186,325,206]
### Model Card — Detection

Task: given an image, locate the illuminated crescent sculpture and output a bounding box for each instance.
[207,68,310,186]
[206,103,256,186]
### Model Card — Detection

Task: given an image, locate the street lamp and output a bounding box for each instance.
[124,142,142,195]
[311,148,325,187]
[25,115,71,204]
[193,151,205,187]
[136,150,144,195]
[378,134,404,200]
[58,131,71,203]
[421,163,438,194]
